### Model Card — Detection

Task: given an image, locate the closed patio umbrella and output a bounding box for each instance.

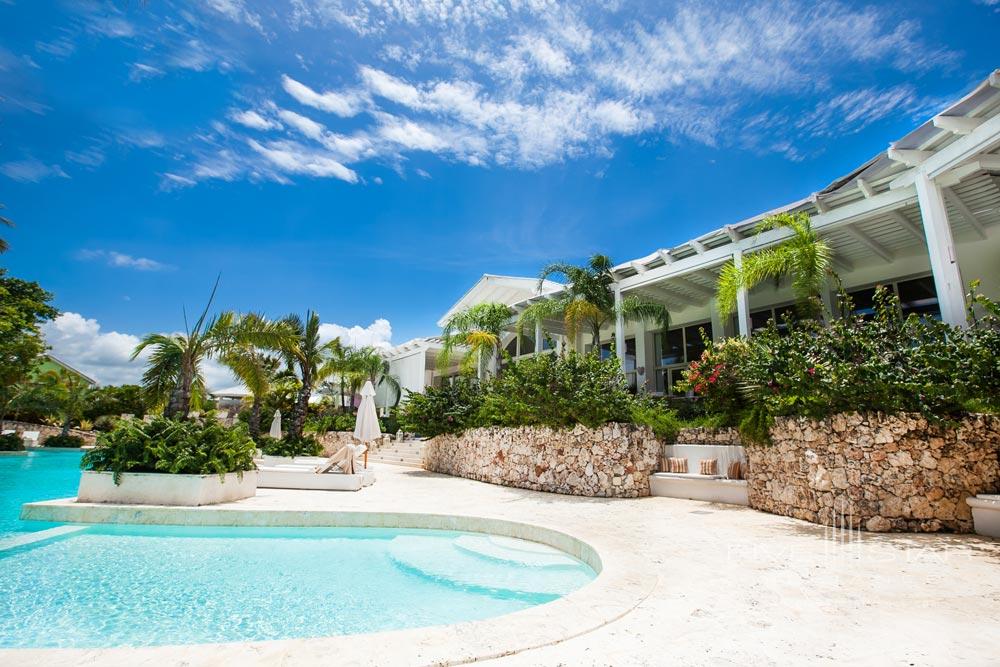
[269,410,282,439]
[354,380,382,467]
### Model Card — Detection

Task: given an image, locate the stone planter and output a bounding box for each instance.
[77,470,257,506]
[424,423,661,498]
[745,412,1000,532]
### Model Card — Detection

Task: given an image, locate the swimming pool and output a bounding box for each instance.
[0,449,83,537]
[0,525,596,648]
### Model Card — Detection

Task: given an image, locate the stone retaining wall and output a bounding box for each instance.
[745,412,1000,532]
[423,424,661,498]
[0,420,97,446]
[675,426,742,446]
[317,431,393,455]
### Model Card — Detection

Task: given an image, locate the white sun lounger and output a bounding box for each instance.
[256,445,372,491]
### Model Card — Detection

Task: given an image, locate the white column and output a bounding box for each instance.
[915,172,967,327]
[709,306,726,342]
[733,250,751,337]
[613,284,626,370]
[534,320,544,356]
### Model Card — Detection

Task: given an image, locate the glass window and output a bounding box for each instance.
[898,277,940,319]
[750,309,772,332]
[657,329,684,365]
[684,323,711,363]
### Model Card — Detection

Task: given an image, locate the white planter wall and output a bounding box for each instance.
[77,470,257,506]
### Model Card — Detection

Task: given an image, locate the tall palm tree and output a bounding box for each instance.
[350,346,403,410]
[0,204,13,254]
[519,254,670,351]
[327,342,355,413]
[439,302,513,378]
[51,371,92,437]
[220,314,285,439]
[715,212,834,321]
[282,312,341,439]
[133,282,293,419]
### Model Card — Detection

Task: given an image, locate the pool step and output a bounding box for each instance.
[386,535,591,598]
[453,535,581,568]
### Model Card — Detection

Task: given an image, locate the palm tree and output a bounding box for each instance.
[220,314,284,439]
[520,254,670,351]
[327,343,355,413]
[281,312,341,439]
[133,282,293,419]
[715,212,833,321]
[52,371,92,437]
[439,302,513,378]
[0,204,13,254]
[350,346,403,410]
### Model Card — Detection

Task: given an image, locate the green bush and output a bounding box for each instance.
[42,433,86,448]
[256,434,323,457]
[399,353,649,436]
[81,417,256,484]
[683,284,1000,444]
[479,352,633,429]
[305,412,356,433]
[0,432,24,451]
[398,378,485,437]
[630,397,681,443]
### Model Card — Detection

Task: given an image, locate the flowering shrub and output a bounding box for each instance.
[677,338,749,425]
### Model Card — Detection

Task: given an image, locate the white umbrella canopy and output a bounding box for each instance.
[269,410,282,439]
[354,381,382,444]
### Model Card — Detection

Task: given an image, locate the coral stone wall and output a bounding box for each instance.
[317,431,392,455]
[745,412,1000,532]
[424,424,662,498]
[675,426,742,446]
[0,420,97,446]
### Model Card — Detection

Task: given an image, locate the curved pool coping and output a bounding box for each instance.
[6,501,659,666]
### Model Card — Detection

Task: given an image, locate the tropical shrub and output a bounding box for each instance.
[399,353,662,437]
[305,412,356,433]
[82,384,147,421]
[687,285,1000,444]
[256,434,323,457]
[0,432,24,451]
[92,415,121,432]
[42,433,86,448]
[398,378,485,437]
[81,418,256,484]
[630,397,681,442]
[477,352,633,429]
[676,337,749,426]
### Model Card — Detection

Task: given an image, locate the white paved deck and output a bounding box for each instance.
[12,465,1000,666]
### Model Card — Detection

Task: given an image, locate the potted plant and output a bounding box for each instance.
[78,417,257,506]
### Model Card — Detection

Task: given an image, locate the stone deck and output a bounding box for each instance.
[12,465,1000,666]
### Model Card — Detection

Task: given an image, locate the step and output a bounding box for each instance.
[386,535,591,599]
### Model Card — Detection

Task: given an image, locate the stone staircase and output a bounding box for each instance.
[366,438,426,468]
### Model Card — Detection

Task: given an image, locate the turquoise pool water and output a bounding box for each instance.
[0,525,596,648]
[0,449,83,537]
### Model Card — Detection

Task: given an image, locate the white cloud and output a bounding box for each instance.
[77,249,172,271]
[318,318,393,350]
[129,62,165,82]
[65,147,106,168]
[248,139,359,183]
[278,109,326,140]
[165,0,962,184]
[118,128,166,149]
[229,108,282,130]
[42,313,146,386]
[281,75,366,117]
[0,158,68,183]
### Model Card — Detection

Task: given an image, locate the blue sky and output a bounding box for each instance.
[1,0,998,386]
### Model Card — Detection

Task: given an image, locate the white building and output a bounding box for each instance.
[391,70,1000,400]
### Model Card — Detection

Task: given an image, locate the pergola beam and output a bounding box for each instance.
[942,186,988,239]
[846,225,894,262]
[933,115,987,135]
[889,210,926,244]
